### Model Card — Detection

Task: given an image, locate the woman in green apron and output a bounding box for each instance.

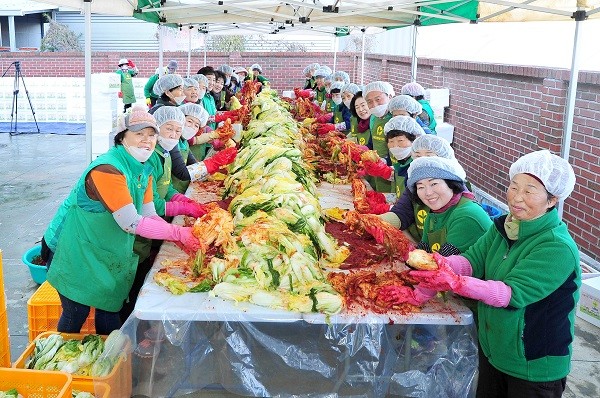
[401,82,437,133]
[379,135,456,243]
[303,63,319,89]
[43,106,202,334]
[388,94,435,135]
[314,81,352,135]
[313,66,332,108]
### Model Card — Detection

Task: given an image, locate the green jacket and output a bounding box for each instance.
[116,69,137,105]
[144,74,160,100]
[422,197,492,253]
[418,99,437,132]
[47,145,150,312]
[463,209,580,382]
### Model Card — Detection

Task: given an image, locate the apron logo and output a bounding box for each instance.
[377,125,384,136]
[417,209,427,225]
[359,137,366,145]
[431,243,440,252]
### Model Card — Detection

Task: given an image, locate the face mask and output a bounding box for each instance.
[121,66,128,71]
[371,103,388,118]
[198,89,207,98]
[173,95,186,105]
[124,143,153,163]
[343,100,352,108]
[332,97,342,105]
[181,125,197,140]
[389,146,412,160]
[158,136,179,151]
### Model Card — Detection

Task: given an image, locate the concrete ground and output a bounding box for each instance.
[0,133,599,397]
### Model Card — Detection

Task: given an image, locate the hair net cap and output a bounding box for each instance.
[329,81,345,92]
[153,105,186,128]
[179,103,209,126]
[364,81,394,97]
[190,74,209,88]
[509,150,576,200]
[182,77,199,89]
[332,71,350,83]
[118,58,128,66]
[218,64,233,74]
[167,60,178,69]
[314,66,332,78]
[401,82,426,97]
[116,104,159,134]
[407,156,467,193]
[384,115,425,137]
[153,74,184,96]
[388,95,422,115]
[250,64,262,73]
[342,83,360,96]
[411,135,455,159]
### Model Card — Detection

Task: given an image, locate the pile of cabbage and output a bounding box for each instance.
[25,331,127,377]
[208,89,349,314]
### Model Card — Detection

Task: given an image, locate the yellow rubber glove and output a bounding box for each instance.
[229,96,242,111]
[145,98,152,107]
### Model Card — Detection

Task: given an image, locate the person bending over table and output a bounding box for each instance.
[41,106,202,334]
[410,150,579,398]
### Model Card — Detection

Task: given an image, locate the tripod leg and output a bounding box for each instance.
[19,70,40,133]
[10,72,19,135]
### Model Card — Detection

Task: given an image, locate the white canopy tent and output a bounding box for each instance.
[38,0,600,216]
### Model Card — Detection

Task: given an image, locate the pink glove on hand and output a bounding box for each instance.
[203,147,238,174]
[165,201,207,218]
[376,285,436,306]
[363,160,393,179]
[135,218,202,253]
[409,253,461,291]
[211,139,224,150]
[316,113,333,124]
[170,193,194,203]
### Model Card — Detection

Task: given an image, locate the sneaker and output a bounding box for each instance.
[134,339,156,358]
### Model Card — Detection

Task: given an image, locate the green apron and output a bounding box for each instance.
[418,100,437,132]
[315,87,327,104]
[353,120,371,147]
[423,197,472,252]
[393,158,412,199]
[333,105,343,124]
[47,145,149,312]
[370,113,393,193]
[407,201,429,242]
[201,93,217,130]
[305,77,316,89]
[325,98,334,113]
[117,69,136,105]
[171,139,192,194]
[153,146,173,200]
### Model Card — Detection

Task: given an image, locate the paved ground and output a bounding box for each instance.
[0,133,599,397]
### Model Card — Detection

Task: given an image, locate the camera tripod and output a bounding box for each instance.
[1,61,40,135]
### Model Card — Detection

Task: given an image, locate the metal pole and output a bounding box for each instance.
[8,16,16,52]
[158,25,164,75]
[333,36,338,73]
[410,24,418,82]
[84,0,92,163]
[557,13,584,219]
[204,33,208,67]
[360,30,365,86]
[187,27,192,76]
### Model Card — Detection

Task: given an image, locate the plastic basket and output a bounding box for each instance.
[14,332,132,398]
[0,367,72,397]
[71,380,110,398]
[27,281,95,341]
[22,245,48,284]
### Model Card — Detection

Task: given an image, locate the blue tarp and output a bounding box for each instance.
[0,122,85,135]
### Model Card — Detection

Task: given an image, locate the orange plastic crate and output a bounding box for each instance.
[0,309,10,368]
[14,332,132,398]
[27,281,95,341]
[0,367,72,397]
[0,249,5,310]
[71,380,110,398]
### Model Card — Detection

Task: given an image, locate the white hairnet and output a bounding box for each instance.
[250,63,262,73]
[411,135,455,159]
[407,156,467,193]
[401,82,426,97]
[324,75,333,84]
[153,74,184,96]
[330,81,345,92]
[118,58,128,66]
[314,66,332,78]
[218,64,233,74]
[332,71,350,84]
[153,105,186,128]
[190,74,209,88]
[388,95,422,115]
[509,150,576,200]
[179,102,209,126]
[363,81,394,97]
[182,77,199,89]
[342,83,361,96]
[384,115,425,137]
[304,63,320,75]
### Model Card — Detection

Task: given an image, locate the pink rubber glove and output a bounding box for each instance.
[362,160,393,179]
[165,201,207,218]
[317,123,336,135]
[212,139,224,150]
[203,147,238,174]
[409,253,461,291]
[170,193,194,203]
[316,113,333,124]
[376,285,435,306]
[135,217,202,253]
[453,277,512,307]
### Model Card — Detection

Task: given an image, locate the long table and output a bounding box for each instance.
[124,181,478,397]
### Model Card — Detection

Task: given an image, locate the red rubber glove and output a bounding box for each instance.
[409,253,461,291]
[317,123,336,135]
[170,193,194,203]
[127,59,136,68]
[316,113,333,124]
[203,147,238,174]
[342,143,369,163]
[165,201,207,218]
[363,160,393,179]
[294,88,314,99]
[118,92,123,98]
[214,111,238,123]
[365,191,390,214]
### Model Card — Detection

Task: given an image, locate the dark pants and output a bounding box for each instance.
[124,103,132,112]
[477,350,567,398]
[57,292,122,335]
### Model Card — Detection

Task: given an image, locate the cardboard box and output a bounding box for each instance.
[576,275,600,328]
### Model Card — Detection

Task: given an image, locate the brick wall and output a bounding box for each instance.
[1,50,598,261]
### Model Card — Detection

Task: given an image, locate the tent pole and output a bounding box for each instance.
[558,12,585,219]
[333,36,338,73]
[411,24,418,82]
[360,30,365,86]
[84,0,92,163]
[158,25,164,75]
[204,33,207,67]
[187,27,192,77]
